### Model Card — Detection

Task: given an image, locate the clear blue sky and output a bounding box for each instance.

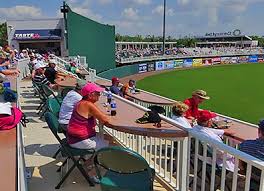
[0,0,264,37]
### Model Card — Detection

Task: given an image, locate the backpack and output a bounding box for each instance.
[0,107,28,130]
[148,105,166,115]
[136,110,161,124]
[3,89,17,102]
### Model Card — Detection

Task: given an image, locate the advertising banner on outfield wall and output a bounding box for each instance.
[174,59,183,68]
[221,57,232,64]
[147,62,155,71]
[258,55,264,63]
[183,59,193,67]
[192,59,203,67]
[248,55,258,63]
[164,60,175,69]
[238,56,249,63]
[155,61,165,71]
[212,57,221,65]
[138,63,148,73]
[231,57,238,64]
[202,58,212,66]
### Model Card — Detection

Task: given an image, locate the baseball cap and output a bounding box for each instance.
[49,59,56,64]
[34,61,46,70]
[112,77,119,83]
[81,82,104,97]
[192,90,210,100]
[75,79,87,90]
[197,110,216,123]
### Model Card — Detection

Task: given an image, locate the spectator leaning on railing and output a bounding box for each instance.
[0,50,20,76]
[67,82,109,150]
[183,90,215,124]
[171,101,192,129]
[192,110,235,172]
[110,77,123,97]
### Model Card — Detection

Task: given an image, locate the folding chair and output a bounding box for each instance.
[42,84,62,106]
[44,112,95,189]
[32,81,46,113]
[94,146,155,191]
[47,97,61,118]
[46,98,66,158]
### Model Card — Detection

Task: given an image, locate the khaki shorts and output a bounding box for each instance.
[69,134,109,150]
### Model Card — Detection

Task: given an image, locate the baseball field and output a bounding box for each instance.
[137,63,264,124]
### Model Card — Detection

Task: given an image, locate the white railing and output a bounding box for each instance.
[188,129,264,191]
[88,68,96,82]
[99,93,264,191]
[100,93,189,190]
[17,58,30,82]
[117,52,264,64]
[16,73,28,191]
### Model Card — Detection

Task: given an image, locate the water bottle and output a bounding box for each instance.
[131,85,136,94]
[2,78,11,90]
[110,99,117,116]
[107,91,112,104]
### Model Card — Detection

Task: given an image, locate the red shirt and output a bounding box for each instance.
[184,97,199,119]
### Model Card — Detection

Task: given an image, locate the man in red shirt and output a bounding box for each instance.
[184,89,211,120]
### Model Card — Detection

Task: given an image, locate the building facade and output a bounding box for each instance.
[7,18,67,56]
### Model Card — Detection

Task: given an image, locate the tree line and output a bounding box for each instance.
[0,22,7,46]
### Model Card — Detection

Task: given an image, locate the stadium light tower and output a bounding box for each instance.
[162,0,166,55]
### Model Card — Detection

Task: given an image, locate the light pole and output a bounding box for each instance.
[162,0,166,55]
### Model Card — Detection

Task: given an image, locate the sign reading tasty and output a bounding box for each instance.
[14,33,40,39]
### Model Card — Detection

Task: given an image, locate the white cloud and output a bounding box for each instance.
[122,8,139,20]
[0,5,42,21]
[152,5,175,16]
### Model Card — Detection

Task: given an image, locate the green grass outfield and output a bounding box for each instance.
[137,63,264,124]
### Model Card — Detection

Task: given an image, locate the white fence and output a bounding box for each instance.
[17,58,30,82]
[98,93,264,191]
[92,71,264,191]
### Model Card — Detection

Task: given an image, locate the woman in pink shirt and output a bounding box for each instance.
[67,82,109,150]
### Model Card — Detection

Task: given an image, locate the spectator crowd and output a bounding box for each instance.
[116,46,264,62]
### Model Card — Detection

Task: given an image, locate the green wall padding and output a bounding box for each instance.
[97,65,139,79]
[67,11,116,73]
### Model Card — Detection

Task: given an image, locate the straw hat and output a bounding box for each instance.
[192,89,210,100]
[172,101,189,116]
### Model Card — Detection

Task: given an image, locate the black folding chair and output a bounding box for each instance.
[44,112,95,189]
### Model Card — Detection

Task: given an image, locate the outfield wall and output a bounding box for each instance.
[98,54,264,79]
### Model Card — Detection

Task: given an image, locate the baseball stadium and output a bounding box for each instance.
[1,1,264,191]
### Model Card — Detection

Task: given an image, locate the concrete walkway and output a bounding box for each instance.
[19,79,166,191]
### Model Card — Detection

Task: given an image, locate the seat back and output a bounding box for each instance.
[94,146,151,174]
[42,84,54,97]
[42,84,61,105]
[47,98,61,117]
[44,112,62,143]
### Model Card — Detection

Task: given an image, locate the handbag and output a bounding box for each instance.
[0,107,28,130]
